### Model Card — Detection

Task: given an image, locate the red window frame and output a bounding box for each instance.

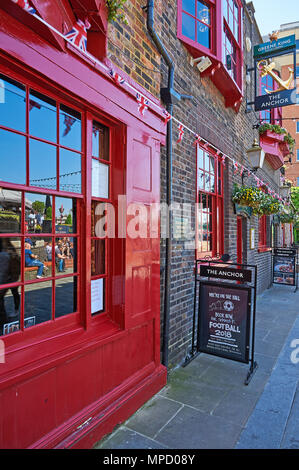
[0,64,124,349]
[258,214,268,250]
[196,144,224,259]
[177,0,243,90]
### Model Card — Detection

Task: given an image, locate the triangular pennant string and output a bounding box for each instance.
[177,124,185,143]
[11,0,36,14]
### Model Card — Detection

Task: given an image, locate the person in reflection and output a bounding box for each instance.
[45,241,52,261]
[25,239,47,279]
[0,239,21,324]
[28,210,36,232]
[55,241,67,272]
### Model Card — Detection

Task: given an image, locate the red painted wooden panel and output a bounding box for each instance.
[15,369,56,448]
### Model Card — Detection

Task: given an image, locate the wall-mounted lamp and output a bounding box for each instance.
[242,139,265,184]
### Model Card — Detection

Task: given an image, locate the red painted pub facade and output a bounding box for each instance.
[0,1,167,448]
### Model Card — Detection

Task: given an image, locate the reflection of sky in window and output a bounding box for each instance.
[60,104,81,152]
[29,139,57,189]
[0,129,26,185]
[60,149,81,193]
[0,75,26,132]
[29,90,57,143]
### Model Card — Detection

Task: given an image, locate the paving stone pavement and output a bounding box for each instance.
[94,282,299,450]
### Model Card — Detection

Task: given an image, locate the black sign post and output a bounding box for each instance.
[272,248,298,293]
[184,260,258,385]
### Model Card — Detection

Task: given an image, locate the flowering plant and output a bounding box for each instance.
[232,184,282,216]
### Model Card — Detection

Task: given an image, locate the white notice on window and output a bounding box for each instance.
[91,278,104,314]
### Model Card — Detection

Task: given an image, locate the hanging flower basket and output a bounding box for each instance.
[232,184,282,217]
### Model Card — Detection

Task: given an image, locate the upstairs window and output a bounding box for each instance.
[181,0,212,50]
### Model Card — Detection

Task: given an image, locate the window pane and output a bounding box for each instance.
[91,278,105,315]
[59,104,81,152]
[0,190,22,233]
[55,237,76,275]
[0,237,21,335]
[198,170,205,190]
[222,0,228,21]
[29,139,57,190]
[55,276,77,318]
[198,147,204,169]
[29,90,57,143]
[24,280,52,327]
[197,22,210,48]
[55,197,76,234]
[197,1,210,25]
[182,0,195,15]
[92,200,108,237]
[24,237,51,280]
[92,121,109,161]
[0,237,21,285]
[0,74,26,133]
[0,129,26,185]
[59,148,81,193]
[182,13,196,41]
[92,160,109,198]
[91,238,105,276]
[25,193,53,234]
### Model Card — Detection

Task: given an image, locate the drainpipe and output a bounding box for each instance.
[145,0,192,369]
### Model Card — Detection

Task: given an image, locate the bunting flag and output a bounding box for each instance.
[220,155,226,166]
[109,69,125,86]
[29,99,41,112]
[240,165,244,177]
[193,134,201,146]
[65,19,91,53]
[63,115,76,137]
[136,93,149,116]
[11,0,36,14]
[177,124,185,143]
[233,161,239,174]
[163,110,172,125]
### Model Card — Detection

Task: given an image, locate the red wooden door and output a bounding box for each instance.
[125,127,161,365]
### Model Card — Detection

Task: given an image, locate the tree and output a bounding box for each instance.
[32,200,45,214]
[65,213,72,225]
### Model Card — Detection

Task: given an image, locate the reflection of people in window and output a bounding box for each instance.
[55,241,66,272]
[0,238,21,323]
[25,239,46,279]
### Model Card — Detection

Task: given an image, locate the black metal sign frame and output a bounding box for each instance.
[272,247,298,293]
[184,259,258,386]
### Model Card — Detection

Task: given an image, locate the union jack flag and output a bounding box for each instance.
[220,155,226,166]
[110,69,125,86]
[163,110,172,125]
[65,19,91,53]
[233,161,239,174]
[136,93,149,116]
[193,134,201,146]
[11,0,36,14]
[177,124,184,143]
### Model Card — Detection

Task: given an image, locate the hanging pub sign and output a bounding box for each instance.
[253,34,296,111]
[272,248,297,287]
[198,281,251,364]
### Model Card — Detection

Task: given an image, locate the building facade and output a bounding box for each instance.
[0,0,285,448]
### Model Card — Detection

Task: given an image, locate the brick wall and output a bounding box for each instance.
[112,1,281,367]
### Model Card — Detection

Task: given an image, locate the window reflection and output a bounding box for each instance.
[29,90,57,143]
[55,237,76,275]
[0,189,22,233]
[55,277,77,318]
[0,74,26,133]
[29,139,57,190]
[0,129,26,185]
[24,237,51,280]
[91,278,105,315]
[91,239,105,276]
[92,121,109,161]
[0,237,21,335]
[24,280,52,328]
[59,148,81,193]
[25,193,52,234]
[59,104,81,151]
[55,197,76,233]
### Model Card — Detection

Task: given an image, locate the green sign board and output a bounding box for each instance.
[254,34,296,58]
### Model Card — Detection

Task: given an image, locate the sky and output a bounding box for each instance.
[252,0,299,37]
